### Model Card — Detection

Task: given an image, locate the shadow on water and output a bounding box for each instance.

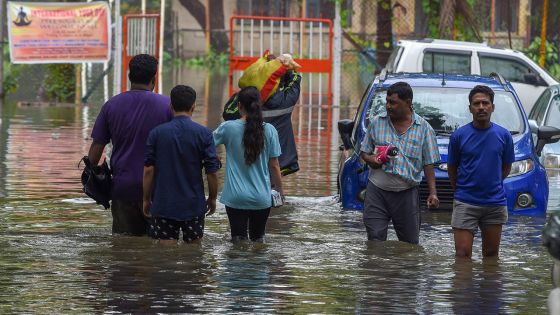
[0,65,556,313]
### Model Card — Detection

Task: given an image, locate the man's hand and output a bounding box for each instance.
[427,194,439,209]
[360,152,382,169]
[206,198,216,216]
[142,200,152,218]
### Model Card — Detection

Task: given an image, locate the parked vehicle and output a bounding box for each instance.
[528,84,560,211]
[543,213,560,313]
[529,85,560,176]
[385,39,559,113]
[337,72,560,215]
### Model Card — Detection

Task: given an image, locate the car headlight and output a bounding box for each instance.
[438,163,448,171]
[508,159,534,177]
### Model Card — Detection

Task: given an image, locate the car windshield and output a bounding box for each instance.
[366,87,524,135]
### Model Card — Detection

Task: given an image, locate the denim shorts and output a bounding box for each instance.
[451,199,508,234]
[149,216,205,242]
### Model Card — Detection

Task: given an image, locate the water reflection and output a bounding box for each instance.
[0,66,554,313]
[451,258,505,314]
[99,238,213,313]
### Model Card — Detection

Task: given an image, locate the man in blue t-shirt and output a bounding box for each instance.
[447,85,515,259]
[143,85,220,244]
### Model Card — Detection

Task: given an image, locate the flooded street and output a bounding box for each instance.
[0,67,557,313]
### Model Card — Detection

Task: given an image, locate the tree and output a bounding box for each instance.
[376,0,393,68]
[178,0,229,53]
[437,0,481,41]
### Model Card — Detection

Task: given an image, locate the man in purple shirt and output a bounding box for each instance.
[88,54,173,236]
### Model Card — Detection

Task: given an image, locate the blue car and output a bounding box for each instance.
[337,72,560,215]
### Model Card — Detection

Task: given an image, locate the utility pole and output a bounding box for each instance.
[157,0,165,94]
[539,0,549,68]
[0,0,5,98]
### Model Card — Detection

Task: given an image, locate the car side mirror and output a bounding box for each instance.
[338,119,355,150]
[536,125,560,156]
[528,119,539,133]
[524,73,547,86]
[524,73,538,85]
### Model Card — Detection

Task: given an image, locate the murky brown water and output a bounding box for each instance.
[0,67,557,313]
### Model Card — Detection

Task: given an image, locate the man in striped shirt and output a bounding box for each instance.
[360,82,440,244]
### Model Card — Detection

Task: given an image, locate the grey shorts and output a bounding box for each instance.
[451,199,508,233]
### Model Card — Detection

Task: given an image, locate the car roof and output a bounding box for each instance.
[379,73,507,91]
[398,38,522,54]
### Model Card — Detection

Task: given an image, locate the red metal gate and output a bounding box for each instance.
[229,15,333,106]
[121,14,161,93]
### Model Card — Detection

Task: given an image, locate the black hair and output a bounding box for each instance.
[170,85,196,112]
[238,87,264,165]
[128,54,158,85]
[387,81,413,101]
[468,85,495,104]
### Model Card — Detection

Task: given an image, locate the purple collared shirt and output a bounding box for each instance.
[91,90,173,201]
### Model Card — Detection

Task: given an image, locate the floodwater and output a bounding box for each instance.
[0,65,557,313]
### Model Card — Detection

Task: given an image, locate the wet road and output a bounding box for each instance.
[0,67,557,313]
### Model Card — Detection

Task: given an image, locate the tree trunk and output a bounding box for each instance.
[376,0,393,68]
[178,0,229,53]
[439,0,456,39]
[208,0,228,53]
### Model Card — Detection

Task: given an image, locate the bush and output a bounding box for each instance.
[524,37,560,80]
[44,64,76,102]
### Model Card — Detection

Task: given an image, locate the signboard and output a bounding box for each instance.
[7,1,111,64]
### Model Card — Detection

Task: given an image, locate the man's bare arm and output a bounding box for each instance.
[502,164,512,179]
[423,164,439,208]
[206,172,218,216]
[142,166,155,217]
[448,164,458,191]
[87,142,105,165]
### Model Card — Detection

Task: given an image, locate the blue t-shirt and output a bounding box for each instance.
[91,90,173,200]
[448,122,515,206]
[213,120,281,209]
[144,116,220,220]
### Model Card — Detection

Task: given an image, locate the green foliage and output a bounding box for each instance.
[183,50,229,69]
[44,64,75,102]
[524,37,560,80]
[421,0,479,42]
[3,45,24,94]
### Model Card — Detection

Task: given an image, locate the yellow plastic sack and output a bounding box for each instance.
[238,51,288,102]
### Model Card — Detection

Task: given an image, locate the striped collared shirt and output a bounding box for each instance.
[360,111,440,185]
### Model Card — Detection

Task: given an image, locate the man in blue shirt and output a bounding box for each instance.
[142,85,220,244]
[448,85,515,259]
[360,82,440,244]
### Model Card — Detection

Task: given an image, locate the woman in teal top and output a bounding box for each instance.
[214,86,284,242]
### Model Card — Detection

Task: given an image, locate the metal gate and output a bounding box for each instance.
[229,15,333,107]
[121,14,161,93]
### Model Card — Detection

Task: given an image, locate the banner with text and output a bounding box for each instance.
[7,1,111,64]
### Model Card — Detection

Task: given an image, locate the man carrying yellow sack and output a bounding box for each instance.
[223,51,302,176]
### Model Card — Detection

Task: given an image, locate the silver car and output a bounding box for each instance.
[529,84,560,211]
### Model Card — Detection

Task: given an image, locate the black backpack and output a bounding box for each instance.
[222,93,241,121]
[80,156,112,209]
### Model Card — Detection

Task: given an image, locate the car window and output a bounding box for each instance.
[479,56,534,84]
[367,87,524,134]
[385,46,403,72]
[545,95,560,127]
[351,82,374,148]
[422,52,471,74]
[530,89,552,125]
